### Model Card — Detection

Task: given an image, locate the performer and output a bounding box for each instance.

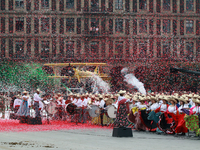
[155,96,168,113]
[175,97,189,135]
[74,94,83,122]
[33,89,43,118]
[147,96,159,111]
[81,94,89,123]
[160,96,178,134]
[134,97,147,131]
[56,93,65,120]
[114,90,130,127]
[13,94,22,113]
[17,91,30,123]
[99,95,106,126]
[184,96,200,137]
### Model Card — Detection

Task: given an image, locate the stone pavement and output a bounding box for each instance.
[0,128,199,150]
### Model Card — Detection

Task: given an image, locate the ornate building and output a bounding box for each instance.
[0,0,200,66]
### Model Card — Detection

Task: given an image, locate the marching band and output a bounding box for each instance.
[5,89,200,136]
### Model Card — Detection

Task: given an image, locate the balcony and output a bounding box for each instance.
[82,28,108,38]
[82,7,108,15]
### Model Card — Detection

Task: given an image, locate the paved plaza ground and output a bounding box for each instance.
[0,128,199,150]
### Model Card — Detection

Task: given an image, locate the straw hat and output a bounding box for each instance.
[139,97,146,101]
[16,94,21,99]
[173,95,180,100]
[150,96,157,101]
[168,96,177,103]
[95,97,100,101]
[76,94,81,98]
[36,89,40,92]
[178,97,187,103]
[193,98,200,104]
[99,95,103,99]
[125,94,131,100]
[57,93,62,96]
[118,90,126,94]
[186,94,193,98]
[23,91,28,94]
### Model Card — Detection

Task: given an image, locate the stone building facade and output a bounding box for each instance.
[0,0,200,66]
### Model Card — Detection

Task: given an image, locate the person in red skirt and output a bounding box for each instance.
[114,90,130,127]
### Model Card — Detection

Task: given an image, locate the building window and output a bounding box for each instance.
[90,41,99,58]
[91,0,99,11]
[139,19,147,33]
[186,0,194,11]
[90,18,99,35]
[15,0,24,8]
[115,0,123,10]
[66,0,74,8]
[163,19,170,33]
[139,41,147,58]
[186,20,194,34]
[115,41,123,58]
[115,19,123,33]
[41,41,49,58]
[139,0,147,10]
[66,41,74,58]
[41,0,49,8]
[16,17,24,31]
[41,18,49,32]
[15,41,24,58]
[163,0,170,11]
[186,42,194,60]
[163,41,171,58]
[66,18,74,32]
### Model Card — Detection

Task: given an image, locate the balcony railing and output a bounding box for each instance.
[82,29,108,37]
[81,7,108,14]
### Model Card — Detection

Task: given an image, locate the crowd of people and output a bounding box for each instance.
[0,89,200,136]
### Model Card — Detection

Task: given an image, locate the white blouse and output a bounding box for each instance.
[167,105,177,114]
[178,104,189,113]
[192,106,200,114]
[138,104,147,109]
[148,103,159,111]
[160,104,168,112]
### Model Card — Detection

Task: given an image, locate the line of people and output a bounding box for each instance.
[126,92,200,136]
[10,89,200,137]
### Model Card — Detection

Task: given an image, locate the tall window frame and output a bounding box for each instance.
[66,41,74,58]
[163,0,170,11]
[41,40,50,58]
[15,40,24,58]
[115,41,123,58]
[41,0,49,8]
[66,0,74,9]
[115,19,123,33]
[185,0,194,11]
[66,18,74,32]
[139,0,147,10]
[90,41,99,58]
[139,41,147,58]
[15,0,24,8]
[91,0,99,11]
[16,17,24,32]
[139,19,147,33]
[162,41,171,58]
[115,0,123,10]
[41,18,50,32]
[163,19,171,33]
[186,20,194,34]
[186,41,194,60]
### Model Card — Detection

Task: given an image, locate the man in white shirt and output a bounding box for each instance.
[99,95,106,126]
[33,89,43,118]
